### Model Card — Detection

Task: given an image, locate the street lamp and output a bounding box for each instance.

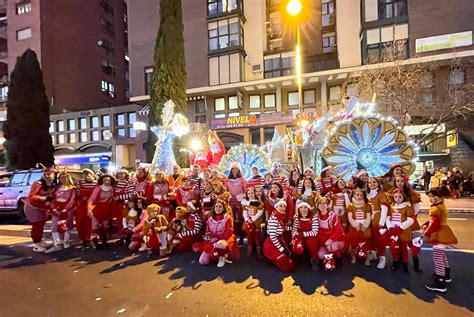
[286,0,303,114]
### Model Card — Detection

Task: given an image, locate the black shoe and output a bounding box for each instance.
[90,237,99,250]
[425,275,447,293]
[402,262,410,273]
[391,260,400,271]
[335,257,343,270]
[311,259,319,272]
[413,257,422,273]
[444,267,452,283]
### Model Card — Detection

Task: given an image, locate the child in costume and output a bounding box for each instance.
[263,199,295,272]
[194,199,239,267]
[330,178,351,232]
[367,177,391,269]
[121,198,142,246]
[45,171,76,253]
[346,188,372,265]
[297,177,320,209]
[291,200,319,271]
[386,189,414,272]
[423,188,458,293]
[141,204,169,256]
[225,163,248,245]
[316,196,346,270]
[241,187,265,257]
[168,206,203,252]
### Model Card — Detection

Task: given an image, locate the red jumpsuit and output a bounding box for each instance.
[146,181,171,220]
[317,211,346,259]
[263,211,294,272]
[50,187,76,233]
[24,181,55,243]
[75,179,96,243]
[292,213,319,261]
[175,185,196,207]
[88,185,114,237]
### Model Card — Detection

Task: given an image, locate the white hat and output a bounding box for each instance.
[304,167,314,174]
[186,201,197,211]
[296,200,312,211]
[321,166,332,173]
[274,198,287,209]
[357,170,368,177]
[230,162,241,170]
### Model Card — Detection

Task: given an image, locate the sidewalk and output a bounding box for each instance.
[419,192,474,213]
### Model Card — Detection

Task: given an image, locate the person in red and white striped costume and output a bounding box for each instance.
[169,206,203,252]
[291,200,319,271]
[263,199,294,272]
[74,169,97,247]
[112,169,134,234]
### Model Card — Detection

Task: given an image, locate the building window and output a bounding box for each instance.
[102,115,110,127]
[16,1,31,15]
[264,94,276,108]
[100,39,115,55]
[100,18,115,37]
[56,121,64,132]
[49,122,54,133]
[249,95,261,109]
[129,128,137,138]
[100,0,114,15]
[264,127,275,143]
[101,80,115,98]
[102,130,111,141]
[79,118,87,129]
[67,133,76,144]
[67,119,76,130]
[102,61,116,77]
[250,128,261,145]
[214,97,225,112]
[91,130,100,141]
[322,0,335,27]
[128,112,137,124]
[116,113,125,126]
[378,0,407,20]
[228,96,238,110]
[363,24,409,64]
[91,116,99,128]
[264,56,293,78]
[209,53,242,85]
[269,12,282,39]
[57,134,65,144]
[117,128,126,139]
[207,0,240,16]
[449,68,465,86]
[288,92,299,107]
[329,86,341,101]
[214,114,226,119]
[145,67,153,95]
[208,17,243,51]
[303,90,315,105]
[16,28,32,41]
[196,100,206,113]
[322,33,336,53]
[79,132,87,142]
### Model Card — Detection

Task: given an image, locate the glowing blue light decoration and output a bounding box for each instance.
[219,144,272,179]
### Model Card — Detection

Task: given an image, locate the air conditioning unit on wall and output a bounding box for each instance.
[252,64,262,73]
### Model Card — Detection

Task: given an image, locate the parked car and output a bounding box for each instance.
[0,169,82,217]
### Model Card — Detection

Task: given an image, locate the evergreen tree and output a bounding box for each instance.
[149,0,186,125]
[2,49,54,170]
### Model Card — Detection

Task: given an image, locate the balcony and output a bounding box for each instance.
[207,0,243,20]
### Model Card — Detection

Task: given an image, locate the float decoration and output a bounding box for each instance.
[189,130,226,170]
[219,144,272,179]
[321,116,417,180]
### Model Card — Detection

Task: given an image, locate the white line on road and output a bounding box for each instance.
[421,247,474,254]
[447,218,468,221]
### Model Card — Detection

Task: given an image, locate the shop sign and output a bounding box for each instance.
[404,124,445,136]
[55,154,111,165]
[447,130,458,147]
[210,111,294,129]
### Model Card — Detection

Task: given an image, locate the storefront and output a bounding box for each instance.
[54,152,112,171]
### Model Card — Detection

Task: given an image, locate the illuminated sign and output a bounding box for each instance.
[404,124,445,136]
[210,111,294,129]
[416,31,472,53]
[447,130,458,147]
[55,154,111,165]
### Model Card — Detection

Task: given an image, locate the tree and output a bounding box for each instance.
[149,0,186,125]
[343,39,474,146]
[2,49,54,170]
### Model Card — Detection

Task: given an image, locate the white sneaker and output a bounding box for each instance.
[44,244,62,254]
[138,244,147,252]
[33,243,46,252]
[63,241,71,249]
[217,256,226,268]
[377,256,386,269]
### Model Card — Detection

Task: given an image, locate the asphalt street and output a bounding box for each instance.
[0,213,473,317]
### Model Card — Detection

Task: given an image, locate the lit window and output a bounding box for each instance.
[322,33,336,53]
[329,86,341,101]
[214,97,225,111]
[128,112,137,124]
[101,80,115,98]
[67,119,76,130]
[288,92,299,107]
[79,132,87,142]
[57,134,65,144]
[16,28,32,41]
[264,94,276,108]
[207,0,240,17]
[208,17,243,51]
[16,2,32,15]
[79,118,87,129]
[68,133,76,144]
[56,121,64,132]
[102,130,111,140]
[117,114,125,126]
[145,67,153,95]
[102,115,110,127]
[91,116,99,128]
[214,114,226,119]
[303,90,315,105]
[209,53,242,85]
[91,131,100,141]
[129,128,137,138]
[228,112,240,117]
[249,95,261,109]
[117,128,126,139]
[228,96,238,110]
[49,122,54,133]
[322,0,335,27]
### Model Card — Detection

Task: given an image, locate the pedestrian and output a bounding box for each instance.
[241,187,264,257]
[291,199,319,271]
[386,189,414,273]
[346,189,372,265]
[24,166,57,252]
[263,199,295,272]
[423,188,458,293]
[87,175,115,249]
[421,165,432,192]
[75,169,97,248]
[45,171,76,253]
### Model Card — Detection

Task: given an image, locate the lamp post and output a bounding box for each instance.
[286,0,303,114]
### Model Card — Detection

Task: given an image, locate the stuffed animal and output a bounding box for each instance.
[323,253,336,271]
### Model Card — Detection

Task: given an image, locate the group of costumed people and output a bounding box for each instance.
[24,161,457,293]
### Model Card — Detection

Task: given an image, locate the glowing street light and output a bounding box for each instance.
[286,0,303,113]
[286,0,302,16]
[190,138,202,152]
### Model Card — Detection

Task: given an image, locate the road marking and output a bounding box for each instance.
[447,218,468,221]
[165,292,173,299]
[420,247,474,254]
